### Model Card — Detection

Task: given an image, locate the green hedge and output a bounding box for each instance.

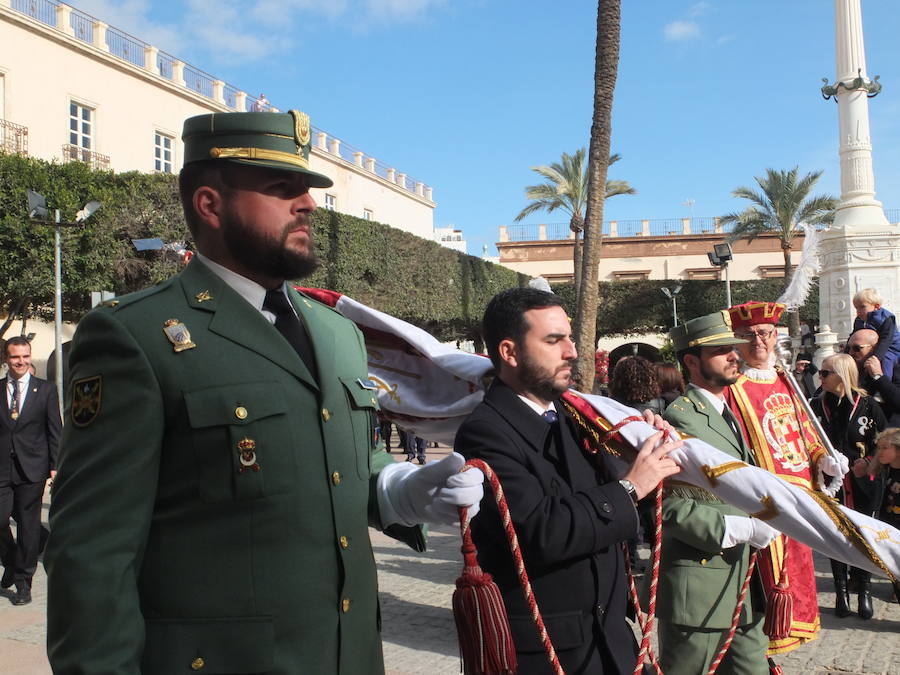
[0,153,817,342]
[0,153,524,341]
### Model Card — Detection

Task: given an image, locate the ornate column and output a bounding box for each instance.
[818,0,900,338]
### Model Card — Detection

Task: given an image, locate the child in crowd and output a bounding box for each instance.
[853,288,900,380]
[853,427,900,602]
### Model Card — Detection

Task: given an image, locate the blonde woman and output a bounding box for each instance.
[811,353,887,619]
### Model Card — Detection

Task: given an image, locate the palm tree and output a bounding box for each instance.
[720,167,837,337]
[514,149,634,301]
[572,0,621,393]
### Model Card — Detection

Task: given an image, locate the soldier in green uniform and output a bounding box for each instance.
[658,311,779,675]
[44,110,483,675]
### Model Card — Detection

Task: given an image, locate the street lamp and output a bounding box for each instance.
[27,190,100,418]
[660,284,682,327]
[707,242,733,308]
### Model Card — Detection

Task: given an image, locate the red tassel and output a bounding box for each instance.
[452,507,517,675]
[763,540,793,641]
[763,581,793,640]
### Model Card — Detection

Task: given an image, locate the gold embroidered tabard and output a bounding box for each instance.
[726,369,824,654]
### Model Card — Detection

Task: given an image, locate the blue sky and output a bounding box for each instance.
[75,0,900,256]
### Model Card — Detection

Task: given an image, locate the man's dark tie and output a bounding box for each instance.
[9,380,20,420]
[263,289,318,381]
[722,405,742,443]
[541,409,558,424]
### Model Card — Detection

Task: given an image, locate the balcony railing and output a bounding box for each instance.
[61,143,110,170]
[0,119,29,156]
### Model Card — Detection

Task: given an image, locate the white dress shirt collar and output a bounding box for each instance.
[194,253,296,323]
[689,383,725,414]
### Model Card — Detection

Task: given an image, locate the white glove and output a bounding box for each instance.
[818,453,849,479]
[721,515,779,549]
[377,452,484,527]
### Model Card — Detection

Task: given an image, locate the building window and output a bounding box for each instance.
[363,208,373,221]
[685,268,720,281]
[758,265,795,279]
[69,101,93,151]
[154,132,173,173]
[324,194,336,211]
[612,270,651,281]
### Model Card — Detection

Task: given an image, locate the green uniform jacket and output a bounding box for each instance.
[45,260,422,675]
[660,388,760,629]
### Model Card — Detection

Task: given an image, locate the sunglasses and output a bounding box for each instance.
[849,344,872,352]
[818,369,833,378]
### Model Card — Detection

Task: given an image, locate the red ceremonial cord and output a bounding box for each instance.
[461,458,564,675]
[460,416,758,675]
[705,551,758,675]
[626,482,663,675]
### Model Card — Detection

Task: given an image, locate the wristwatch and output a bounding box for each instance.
[618,479,639,505]
[872,373,883,381]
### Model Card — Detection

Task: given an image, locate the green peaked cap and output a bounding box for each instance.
[669,310,748,352]
[182,110,333,188]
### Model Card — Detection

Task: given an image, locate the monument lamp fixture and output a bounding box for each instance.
[707,243,733,308]
[821,68,882,101]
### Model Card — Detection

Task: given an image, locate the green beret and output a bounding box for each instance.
[182,110,333,188]
[669,310,748,352]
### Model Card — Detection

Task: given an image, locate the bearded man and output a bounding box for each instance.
[45,111,483,675]
[455,287,682,674]
[724,302,836,659]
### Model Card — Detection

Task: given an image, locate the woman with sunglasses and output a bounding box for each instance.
[811,353,887,619]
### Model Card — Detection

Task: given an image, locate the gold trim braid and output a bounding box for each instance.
[701,461,747,487]
[688,331,742,347]
[209,146,309,168]
[803,487,897,583]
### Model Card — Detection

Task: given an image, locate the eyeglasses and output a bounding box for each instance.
[737,329,775,341]
[818,369,832,378]
[849,344,873,352]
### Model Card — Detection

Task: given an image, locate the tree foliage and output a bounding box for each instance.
[720,166,837,337]
[0,153,523,343]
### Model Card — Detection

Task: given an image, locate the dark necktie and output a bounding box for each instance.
[722,405,743,444]
[542,409,558,424]
[263,289,318,381]
[9,380,20,420]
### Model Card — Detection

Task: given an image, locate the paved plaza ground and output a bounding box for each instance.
[2,446,898,674]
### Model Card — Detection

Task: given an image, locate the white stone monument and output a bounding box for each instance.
[818,0,900,339]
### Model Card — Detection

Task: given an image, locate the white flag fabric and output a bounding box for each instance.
[299,288,900,581]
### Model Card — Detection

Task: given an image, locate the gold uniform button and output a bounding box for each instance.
[322,408,331,422]
[235,406,248,420]
[339,535,349,549]
[331,471,341,486]
[191,657,205,671]
[700,558,709,566]
[341,597,351,612]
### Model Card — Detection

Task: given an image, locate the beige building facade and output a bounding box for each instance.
[0,0,435,238]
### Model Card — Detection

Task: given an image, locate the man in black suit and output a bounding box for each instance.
[455,288,681,674]
[1,336,61,605]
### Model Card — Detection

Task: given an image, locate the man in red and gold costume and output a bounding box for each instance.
[724,301,830,660]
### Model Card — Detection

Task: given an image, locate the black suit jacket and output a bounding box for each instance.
[0,376,61,482]
[454,379,639,675]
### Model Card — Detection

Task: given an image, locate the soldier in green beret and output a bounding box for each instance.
[658,311,779,675]
[45,110,484,674]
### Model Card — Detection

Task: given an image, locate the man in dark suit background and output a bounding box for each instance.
[1,336,61,605]
[455,288,681,674]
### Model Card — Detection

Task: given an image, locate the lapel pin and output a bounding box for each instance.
[163,319,197,352]
[195,290,213,303]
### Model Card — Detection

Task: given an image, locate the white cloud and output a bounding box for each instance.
[69,0,181,53]
[364,0,446,23]
[688,2,710,18]
[663,20,701,42]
